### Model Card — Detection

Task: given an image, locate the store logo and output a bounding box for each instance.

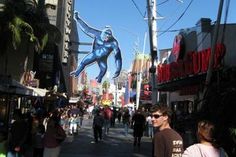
[171,34,185,62]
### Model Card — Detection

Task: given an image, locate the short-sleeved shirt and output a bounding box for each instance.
[182,144,224,157]
[153,128,183,157]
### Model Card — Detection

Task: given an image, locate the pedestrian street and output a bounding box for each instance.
[60,115,152,157]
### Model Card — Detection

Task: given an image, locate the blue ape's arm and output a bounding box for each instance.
[112,41,122,78]
[74,12,101,38]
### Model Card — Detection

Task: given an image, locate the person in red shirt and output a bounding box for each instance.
[103,106,112,135]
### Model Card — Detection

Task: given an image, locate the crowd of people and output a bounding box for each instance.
[0,100,229,157]
[150,105,229,157]
[0,99,86,157]
[89,104,229,157]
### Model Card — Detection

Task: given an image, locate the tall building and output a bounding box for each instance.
[34,0,79,96]
[130,53,151,89]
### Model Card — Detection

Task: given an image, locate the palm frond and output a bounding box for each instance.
[230,128,236,136]
[9,21,21,49]
[40,33,48,50]
[32,33,48,53]
[9,16,38,49]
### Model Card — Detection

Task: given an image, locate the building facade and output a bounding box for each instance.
[158,18,236,106]
[35,0,78,97]
[157,18,236,151]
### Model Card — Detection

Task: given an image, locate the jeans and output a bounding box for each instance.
[7,151,22,157]
[93,125,103,142]
[104,119,110,134]
[124,123,129,136]
[148,125,154,138]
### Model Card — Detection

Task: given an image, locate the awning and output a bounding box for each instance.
[69,97,79,103]
[157,73,206,91]
[27,86,49,97]
[0,75,33,96]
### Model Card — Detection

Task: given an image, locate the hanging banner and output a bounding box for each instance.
[70,11,122,83]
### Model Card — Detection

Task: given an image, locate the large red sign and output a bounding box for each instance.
[140,84,152,101]
[157,44,226,83]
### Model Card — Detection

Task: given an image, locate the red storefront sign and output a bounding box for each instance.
[157,44,226,83]
[179,85,199,96]
[140,84,152,101]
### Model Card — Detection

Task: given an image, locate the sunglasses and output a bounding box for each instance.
[152,114,163,119]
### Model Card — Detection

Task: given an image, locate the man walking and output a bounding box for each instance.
[151,105,183,157]
[93,110,104,143]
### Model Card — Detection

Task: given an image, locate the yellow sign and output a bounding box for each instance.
[101,99,112,106]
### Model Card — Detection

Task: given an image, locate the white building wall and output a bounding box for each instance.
[110,83,125,107]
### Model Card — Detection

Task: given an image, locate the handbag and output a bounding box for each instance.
[55,125,66,143]
[219,147,228,157]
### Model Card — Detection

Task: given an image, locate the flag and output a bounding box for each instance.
[124,74,132,105]
[124,80,130,105]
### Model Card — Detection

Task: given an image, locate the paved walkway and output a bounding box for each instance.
[60,115,153,157]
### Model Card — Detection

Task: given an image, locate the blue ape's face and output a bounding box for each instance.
[101,28,112,42]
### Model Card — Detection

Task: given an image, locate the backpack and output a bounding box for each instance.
[220,147,228,157]
[55,125,66,143]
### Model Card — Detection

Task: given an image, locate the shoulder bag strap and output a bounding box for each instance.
[219,147,228,157]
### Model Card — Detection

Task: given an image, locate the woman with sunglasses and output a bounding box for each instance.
[151,105,183,157]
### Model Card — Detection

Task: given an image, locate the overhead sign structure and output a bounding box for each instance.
[62,0,72,63]
[70,11,122,83]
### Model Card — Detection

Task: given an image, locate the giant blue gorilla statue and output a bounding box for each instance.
[70,11,122,83]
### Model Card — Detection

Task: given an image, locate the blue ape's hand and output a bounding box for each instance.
[74,11,80,20]
[113,71,120,79]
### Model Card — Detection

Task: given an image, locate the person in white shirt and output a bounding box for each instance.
[146,114,153,138]
[69,114,79,135]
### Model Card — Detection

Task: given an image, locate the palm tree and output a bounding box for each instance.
[0,0,36,52]
[102,80,110,92]
[0,0,60,54]
[0,0,61,79]
[23,0,61,49]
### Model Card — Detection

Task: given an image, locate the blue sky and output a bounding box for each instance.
[74,0,236,83]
